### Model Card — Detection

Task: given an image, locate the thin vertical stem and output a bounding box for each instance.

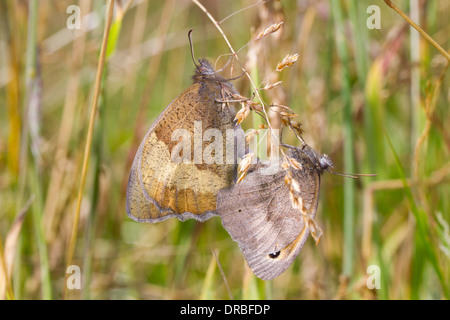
[409,0,421,173]
[0,236,15,299]
[64,0,115,298]
[331,0,356,278]
[25,0,53,300]
[384,0,450,61]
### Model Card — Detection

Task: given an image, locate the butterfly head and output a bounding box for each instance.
[192,58,241,102]
[319,153,334,171]
[192,59,228,84]
[196,59,216,75]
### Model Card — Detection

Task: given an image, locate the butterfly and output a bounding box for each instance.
[216,145,333,280]
[126,58,244,223]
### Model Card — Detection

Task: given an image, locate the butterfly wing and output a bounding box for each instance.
[126,81,244,223]
[217,151,321,280]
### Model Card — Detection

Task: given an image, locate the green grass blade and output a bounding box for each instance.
[385,131,449,299]
[331,0,356,278]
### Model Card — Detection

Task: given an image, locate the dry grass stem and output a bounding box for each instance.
[64,0,115,298]
[384,0,450,61]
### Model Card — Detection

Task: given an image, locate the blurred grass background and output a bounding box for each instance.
[0,0,449,300]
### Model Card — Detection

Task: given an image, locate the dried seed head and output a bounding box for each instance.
[262,81,283,91]
[258,123,267,130]
[247,100,263,112]
[279,111,297,118]
[284,172,292,186]
[239,153,254,173]
[293,195,304,211]
[290,178,301,194]
[281,118,304,141]
[236,153,254,183]
[309,220,323,245]
[285,169,324,245]
[255,22,284,40]
[276,53,300,72]
[289,157,303,170]
[285,165,323,245]
[289,191,295,205]
[270,104,294,113]
[284,156,303,170]
[236,173,246,184]
[231,93,248,102]
[290,120,304,136]
[245,129,258,145]
[234,103,250,125]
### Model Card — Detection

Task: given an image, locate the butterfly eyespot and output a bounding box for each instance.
[268,251,281,259]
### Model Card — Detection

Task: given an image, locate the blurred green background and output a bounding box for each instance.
[0,0,449,300]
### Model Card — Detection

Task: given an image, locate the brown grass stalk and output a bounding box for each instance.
[191,0,289,160]
[64,0,115,298]
[384,0,450,61]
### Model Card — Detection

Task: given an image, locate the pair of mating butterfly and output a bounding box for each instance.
[126,53,361,281]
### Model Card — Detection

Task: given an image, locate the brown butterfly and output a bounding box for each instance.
[126,58,244,223]
[216,145,333,280]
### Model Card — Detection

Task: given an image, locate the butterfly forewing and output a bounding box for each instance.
[126,61,243,223]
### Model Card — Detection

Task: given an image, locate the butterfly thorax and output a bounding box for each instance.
[290,146,334,174]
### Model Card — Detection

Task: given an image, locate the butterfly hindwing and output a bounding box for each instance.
[217,146,322,280]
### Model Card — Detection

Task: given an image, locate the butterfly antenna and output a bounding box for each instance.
[279,142,295,150]
[280,142,308,151]
[188,29,200,68]
[224,71,246,81]
[327,169,377,179]
[278,142,377,179]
